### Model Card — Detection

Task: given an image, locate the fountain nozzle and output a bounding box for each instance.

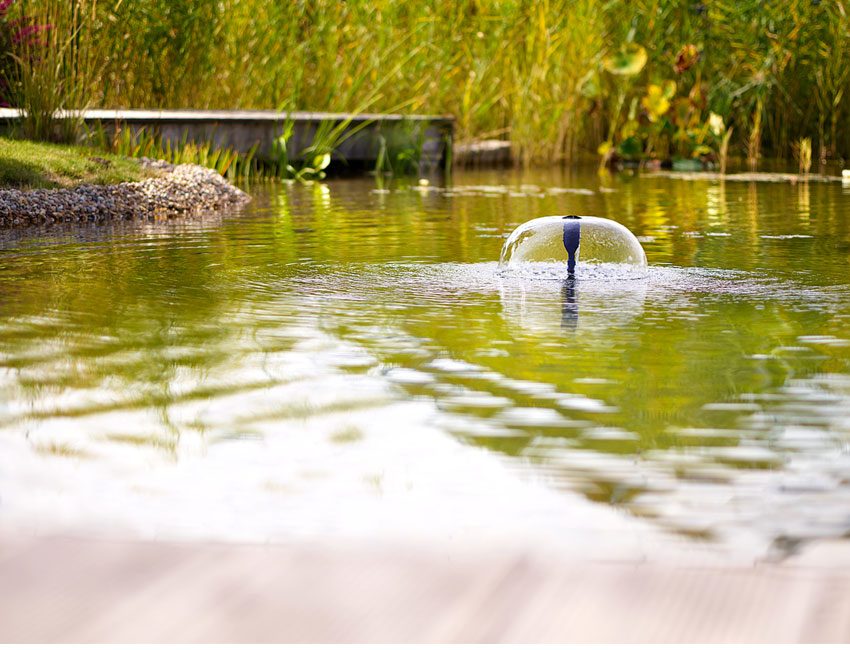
[562,215,581,275]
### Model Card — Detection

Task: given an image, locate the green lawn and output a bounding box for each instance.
[0,138,159,189]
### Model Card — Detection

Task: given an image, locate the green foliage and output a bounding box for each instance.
[87,124,259,181]
[603,44,648,77]
[6,0,850,164]
[4,0,97,142]
[270,113,376,181]
[374,120,428,176]
[291,116,371,180]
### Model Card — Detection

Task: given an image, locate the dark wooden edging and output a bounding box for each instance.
[0,108,455,173]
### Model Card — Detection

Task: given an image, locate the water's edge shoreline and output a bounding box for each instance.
[0,159,250,228]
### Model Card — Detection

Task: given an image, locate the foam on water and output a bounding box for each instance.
[287,260,847,309]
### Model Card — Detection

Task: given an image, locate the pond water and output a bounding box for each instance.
[1,168,849,561]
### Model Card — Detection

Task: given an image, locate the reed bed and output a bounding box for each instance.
[4,0,850,165]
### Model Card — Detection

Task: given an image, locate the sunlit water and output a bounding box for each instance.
[1,168,849,561]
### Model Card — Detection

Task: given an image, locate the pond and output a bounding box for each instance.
[1,168,849,562]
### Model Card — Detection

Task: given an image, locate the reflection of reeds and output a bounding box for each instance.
[6,0,850,165]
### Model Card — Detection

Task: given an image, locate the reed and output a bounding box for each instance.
[86,124,261,181]
[3,0,97,142]
[6,0,850,165]
[794,137,812,176]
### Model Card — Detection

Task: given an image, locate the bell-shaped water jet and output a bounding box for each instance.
[499,215,647,275]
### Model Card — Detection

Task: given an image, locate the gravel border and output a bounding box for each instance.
[0,159,250,228]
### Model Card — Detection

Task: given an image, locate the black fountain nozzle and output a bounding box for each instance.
[562,215,581,276]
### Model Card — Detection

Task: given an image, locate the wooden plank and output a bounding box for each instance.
[1,535,848,643]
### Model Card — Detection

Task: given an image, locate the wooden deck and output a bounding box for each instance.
[1,535,849,642]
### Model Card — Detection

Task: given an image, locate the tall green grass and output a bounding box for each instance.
[3,0,97,142]
[6,0,850,164]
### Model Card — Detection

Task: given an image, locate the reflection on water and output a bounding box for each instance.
[562,278,578,329]
[1,168,849,560]
[498,268,648,336]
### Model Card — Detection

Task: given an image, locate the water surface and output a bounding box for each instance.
[1,168,849,560]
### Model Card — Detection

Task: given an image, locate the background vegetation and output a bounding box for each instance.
[3,0,850,166]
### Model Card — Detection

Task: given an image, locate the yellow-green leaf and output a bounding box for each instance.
[621,119,640,140]
[692,144,713,158]
[642,84,672,121]
[603,44,648,76]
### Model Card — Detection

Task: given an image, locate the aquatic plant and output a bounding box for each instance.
[270,112,378,181]
[3,0,96,142]
[374,119,429,177]
[6,0,850,165]
[86,124,258,181]
[295,115,371,178]
[712,115,734,176]
[794,137,812,176]
[86,113,392,183]
[0,0,17,107]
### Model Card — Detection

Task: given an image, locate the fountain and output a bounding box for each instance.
[499,215,647,275]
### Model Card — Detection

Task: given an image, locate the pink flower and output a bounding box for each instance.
[12,22,51,46]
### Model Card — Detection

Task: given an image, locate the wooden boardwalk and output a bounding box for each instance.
[1,535,849,642]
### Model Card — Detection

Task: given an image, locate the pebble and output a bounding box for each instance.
[0,159,250,228]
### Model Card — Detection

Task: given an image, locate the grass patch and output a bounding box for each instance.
[0,137,159,189]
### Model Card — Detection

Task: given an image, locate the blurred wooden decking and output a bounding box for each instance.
[2,535,850,642]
